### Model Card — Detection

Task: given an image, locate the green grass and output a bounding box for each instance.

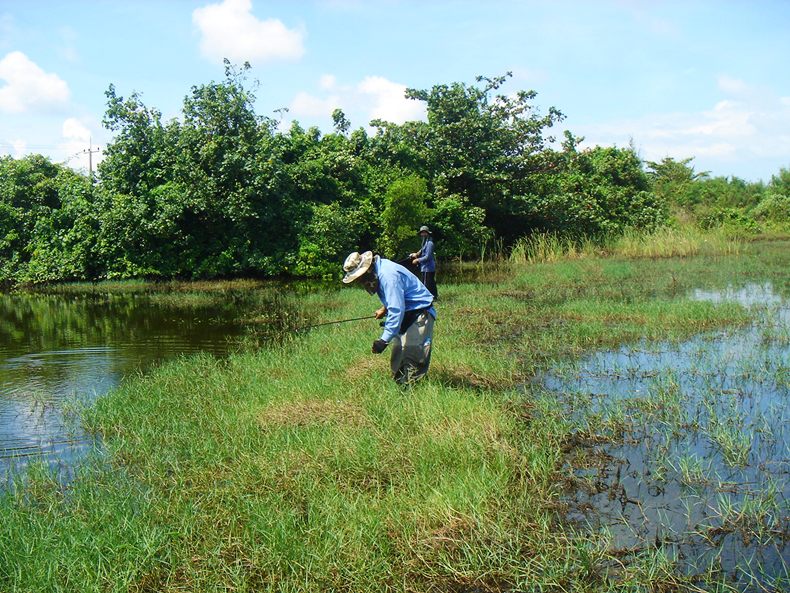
[1,240,788,592]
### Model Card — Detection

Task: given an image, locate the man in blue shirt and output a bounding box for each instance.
[342,251,436,384]
[409,225,437,299]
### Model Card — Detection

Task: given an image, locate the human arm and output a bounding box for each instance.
[378,275,405,343]
[415,240,433,264]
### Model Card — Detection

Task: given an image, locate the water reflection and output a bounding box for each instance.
[538,283,789,590]
[0,290,264,482]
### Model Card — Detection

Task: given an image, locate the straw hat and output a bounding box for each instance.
[342,251,374,283]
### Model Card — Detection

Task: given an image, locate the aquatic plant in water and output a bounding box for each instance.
[541,283,790,590]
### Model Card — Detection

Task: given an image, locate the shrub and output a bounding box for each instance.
[699,207,761,236]
[752,193,790,224]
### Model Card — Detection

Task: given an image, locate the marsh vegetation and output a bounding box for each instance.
[1,238,787,591]
[539,282,788,589]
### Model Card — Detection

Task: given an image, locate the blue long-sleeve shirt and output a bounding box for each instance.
[375,257,436,343]
[416,238,436,272]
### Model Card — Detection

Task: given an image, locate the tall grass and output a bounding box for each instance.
[509,232,599,264]
[509,225,741,265]
[610,226,741,259]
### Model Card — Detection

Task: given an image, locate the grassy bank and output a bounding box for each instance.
[1,240,788,592]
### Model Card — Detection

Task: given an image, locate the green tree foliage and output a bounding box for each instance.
[526,144,667,238]
[295,201,377,278]
[752,193,790,225]
[389,73,564,241]
[1,67,785,286]
[380,175,432,258]
[0,155,96,283]
[432,194,489,259]
[751,169,789,229]
[646,156,708,206]
[768,167,790,197]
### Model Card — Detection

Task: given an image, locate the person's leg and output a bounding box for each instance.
[426,272,437,299]
[420,271,437,299]
[390,333,406,379]
[392,312,434,384]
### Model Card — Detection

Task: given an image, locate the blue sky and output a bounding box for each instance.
[0,0,788,181]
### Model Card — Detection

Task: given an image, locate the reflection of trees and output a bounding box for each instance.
[0,289,298,475]
[2,292,250,351]
[0,290,292,398]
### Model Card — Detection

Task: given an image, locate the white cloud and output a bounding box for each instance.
[0,138,28,159]
[62,117,90,142]
[682,100,755,138]
[60,117,103,173]
[286,74,426,130]
[289,91,340,118]
[357,75,425,124]
[576,81,790,179]
[192,0,304,65]
[0,51,69,113]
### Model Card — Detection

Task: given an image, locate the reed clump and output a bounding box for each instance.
[509,225,742,265]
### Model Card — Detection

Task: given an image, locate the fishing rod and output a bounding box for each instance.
[293,315,376,333]
[290,254,414,333]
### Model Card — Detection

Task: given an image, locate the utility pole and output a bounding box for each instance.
[82,137,101,182]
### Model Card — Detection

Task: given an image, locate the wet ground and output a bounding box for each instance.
[538,283,789,589]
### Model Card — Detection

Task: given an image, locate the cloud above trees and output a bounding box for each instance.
[577,76,790,175]
[288,74,426,128]
[0,51,69,113]
[192,0,304,65]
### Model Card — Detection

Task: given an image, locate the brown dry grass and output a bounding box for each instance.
[342,356,382,381]
[257,398,371,430]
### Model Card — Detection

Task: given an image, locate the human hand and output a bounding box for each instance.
[412,258,419,265]
[374,306,387,319]
[371,339,388,354]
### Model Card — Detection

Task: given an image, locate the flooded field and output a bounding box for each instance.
[539,283,789,589]
[0,288,277,483]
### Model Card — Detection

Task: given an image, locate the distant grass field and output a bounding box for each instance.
[1,239,787,592]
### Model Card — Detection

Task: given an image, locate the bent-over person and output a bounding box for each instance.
[342,251,436,384]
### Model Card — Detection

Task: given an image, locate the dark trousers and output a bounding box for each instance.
[421,271,438,299]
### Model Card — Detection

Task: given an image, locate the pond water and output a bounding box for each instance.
[0,288,276,483]
[538,283,789,590]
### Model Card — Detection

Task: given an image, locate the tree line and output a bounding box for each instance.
[1,63,788,285]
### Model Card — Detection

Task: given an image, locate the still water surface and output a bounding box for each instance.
[0,290,258,482]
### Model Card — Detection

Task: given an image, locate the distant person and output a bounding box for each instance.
[342,251,436,384]
[410,225,437,299]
